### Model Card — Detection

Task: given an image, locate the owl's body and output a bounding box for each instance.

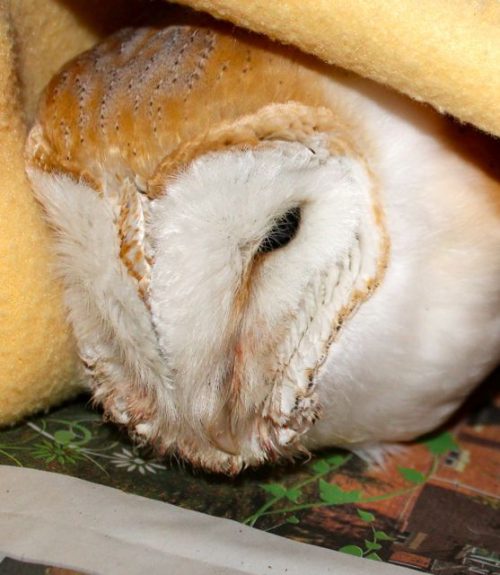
[26,23,500,473]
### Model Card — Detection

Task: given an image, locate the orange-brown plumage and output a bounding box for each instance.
[31,25,348,194]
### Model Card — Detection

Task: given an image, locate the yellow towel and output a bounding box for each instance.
[172,0,500,138]
[0,0,145,426]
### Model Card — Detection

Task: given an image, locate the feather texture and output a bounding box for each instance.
[26,22,500,473]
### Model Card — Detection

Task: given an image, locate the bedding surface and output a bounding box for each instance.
[1,375,498,574]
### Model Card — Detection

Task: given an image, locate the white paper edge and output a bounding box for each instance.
[0,466,415,575]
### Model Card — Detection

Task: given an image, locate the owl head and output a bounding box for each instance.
[25,27,388,473]
[117,104,386,472]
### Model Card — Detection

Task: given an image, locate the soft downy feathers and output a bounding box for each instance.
[25,22,500,474]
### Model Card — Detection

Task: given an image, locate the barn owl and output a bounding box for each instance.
[25,22,500,474]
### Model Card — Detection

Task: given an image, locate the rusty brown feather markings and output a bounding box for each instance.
[34,25,348,191]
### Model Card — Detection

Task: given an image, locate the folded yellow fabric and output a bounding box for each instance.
[0,0,145,426]
[173,0,500,138]
[0,1,81,426]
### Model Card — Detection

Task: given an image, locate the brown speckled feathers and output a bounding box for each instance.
[29,25,337,195]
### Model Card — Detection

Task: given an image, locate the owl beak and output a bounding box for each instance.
[208,429,241,456]
[206,406,241,456]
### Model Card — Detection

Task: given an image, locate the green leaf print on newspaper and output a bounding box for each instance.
[0,406,166,477]
[243,428,453,557]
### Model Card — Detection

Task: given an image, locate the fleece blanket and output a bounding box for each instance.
[173,0,500,137]
[0,0,151,425]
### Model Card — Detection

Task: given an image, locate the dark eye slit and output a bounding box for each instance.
[258,206,301,254]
